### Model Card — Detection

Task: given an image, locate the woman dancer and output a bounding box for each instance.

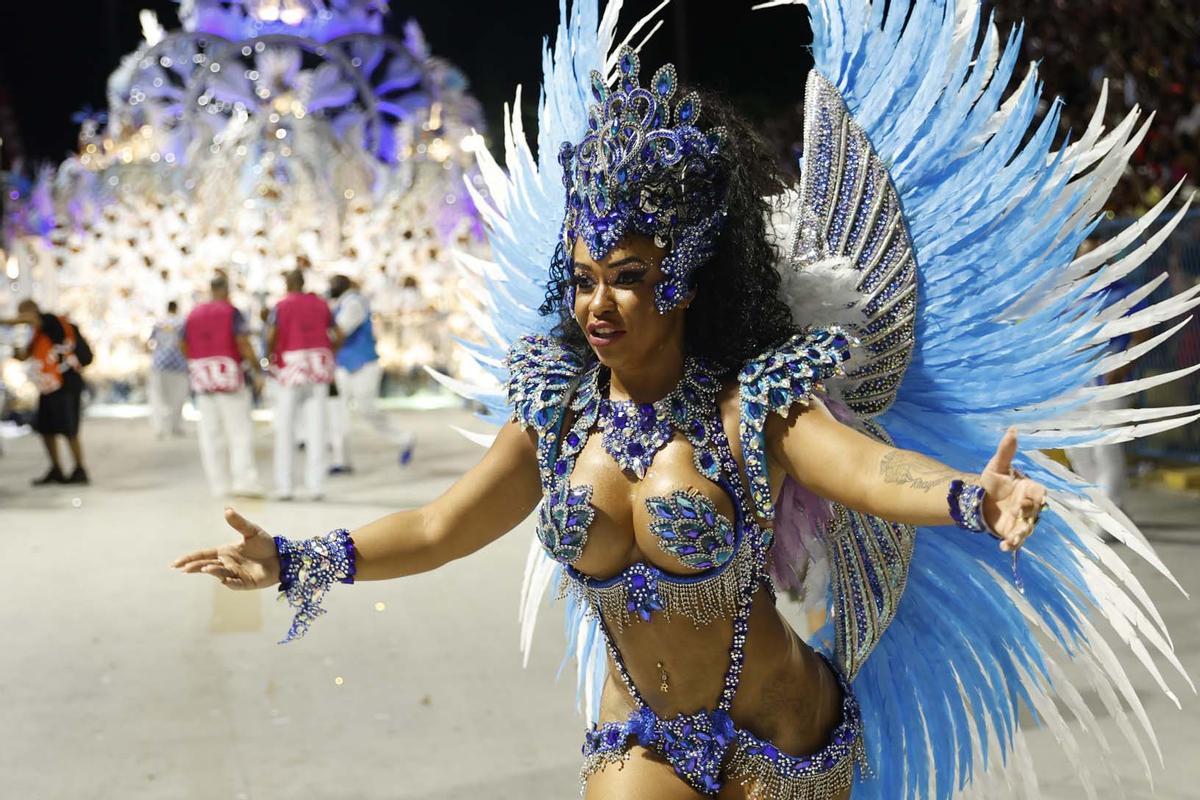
[175,1,1194,797]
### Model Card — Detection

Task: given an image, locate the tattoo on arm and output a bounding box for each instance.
[878,451,968,492]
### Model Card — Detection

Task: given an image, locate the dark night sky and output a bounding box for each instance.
[0,1,813,165]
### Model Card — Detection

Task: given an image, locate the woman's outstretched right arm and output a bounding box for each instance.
[172,420,543,587]
[352,420,542,580]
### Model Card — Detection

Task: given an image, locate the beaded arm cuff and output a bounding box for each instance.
[947,480,993,535]
[274,529,357,644]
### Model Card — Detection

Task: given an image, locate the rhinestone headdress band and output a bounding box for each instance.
[555,47,728,313]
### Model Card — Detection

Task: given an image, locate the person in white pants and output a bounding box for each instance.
[273,381,330,498]
[1065,273,1148,517]
[1065,393,1131,506]
[182,276,264,498]
[327,274,414,473]
[268,269,337,500]
[147,301,190,438]
[195,387,260,496]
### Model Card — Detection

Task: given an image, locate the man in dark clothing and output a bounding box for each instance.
[1,299,89,484]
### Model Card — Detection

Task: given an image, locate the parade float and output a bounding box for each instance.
[1,0,490,404]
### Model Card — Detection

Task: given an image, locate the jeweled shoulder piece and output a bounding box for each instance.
[738,327,854,520]
[504,334,588,434]
[555,46,729,313]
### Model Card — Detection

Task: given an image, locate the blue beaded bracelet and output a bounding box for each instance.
[947,479,992,535]
[274,528,356,643]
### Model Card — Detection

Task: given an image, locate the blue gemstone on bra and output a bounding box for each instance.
[628,442,645,457]
[631,573,646,589]
[762,744,779,760]
[555,460,568,476]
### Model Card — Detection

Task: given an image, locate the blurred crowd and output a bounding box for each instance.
[996,0,1200,217]
[757,0,1200,219]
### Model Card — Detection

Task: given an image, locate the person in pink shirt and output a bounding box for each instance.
[267,269,338,500]
[181,275,264,498]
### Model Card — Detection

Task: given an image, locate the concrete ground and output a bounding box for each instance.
[0,410,1197,799]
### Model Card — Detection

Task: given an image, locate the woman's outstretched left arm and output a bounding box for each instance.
[766,398,1046,551]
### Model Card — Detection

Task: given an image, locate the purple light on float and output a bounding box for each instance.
[178,0,387,43]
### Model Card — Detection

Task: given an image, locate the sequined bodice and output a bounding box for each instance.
[535,358,773,629]
[505,329,853,627]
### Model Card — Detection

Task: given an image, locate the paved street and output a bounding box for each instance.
[1,410,1197,799]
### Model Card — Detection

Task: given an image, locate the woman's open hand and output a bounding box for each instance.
[172,508,281,590]
[980,428,1048,553]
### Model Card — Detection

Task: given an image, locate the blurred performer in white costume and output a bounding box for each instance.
[327,273,415,474]
[267,269,336,500]
[182,276,263,497]
[1065,274,1146,511]
[146,300,189,438]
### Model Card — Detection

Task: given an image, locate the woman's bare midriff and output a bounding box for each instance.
[597,585,844,758]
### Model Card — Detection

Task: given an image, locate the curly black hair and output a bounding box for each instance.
[538,89,799,375]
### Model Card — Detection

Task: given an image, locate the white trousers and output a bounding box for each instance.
[1066,394,1131,507]
[148,369,189,436]
[195,388,261,496]
[329,361,400,467]
[274,382,329,496]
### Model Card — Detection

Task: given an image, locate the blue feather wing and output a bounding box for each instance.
[777,0,1198,797]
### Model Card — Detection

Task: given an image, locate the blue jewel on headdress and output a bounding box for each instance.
[555,46,728,314]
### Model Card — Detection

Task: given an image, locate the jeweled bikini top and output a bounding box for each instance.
[505,328,853,627]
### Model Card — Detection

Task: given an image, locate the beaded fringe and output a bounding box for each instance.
[559,542,757,631]
[578,749,631,795]
[725,737,866,800]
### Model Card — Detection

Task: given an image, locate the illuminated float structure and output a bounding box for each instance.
[1,0,489,400]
